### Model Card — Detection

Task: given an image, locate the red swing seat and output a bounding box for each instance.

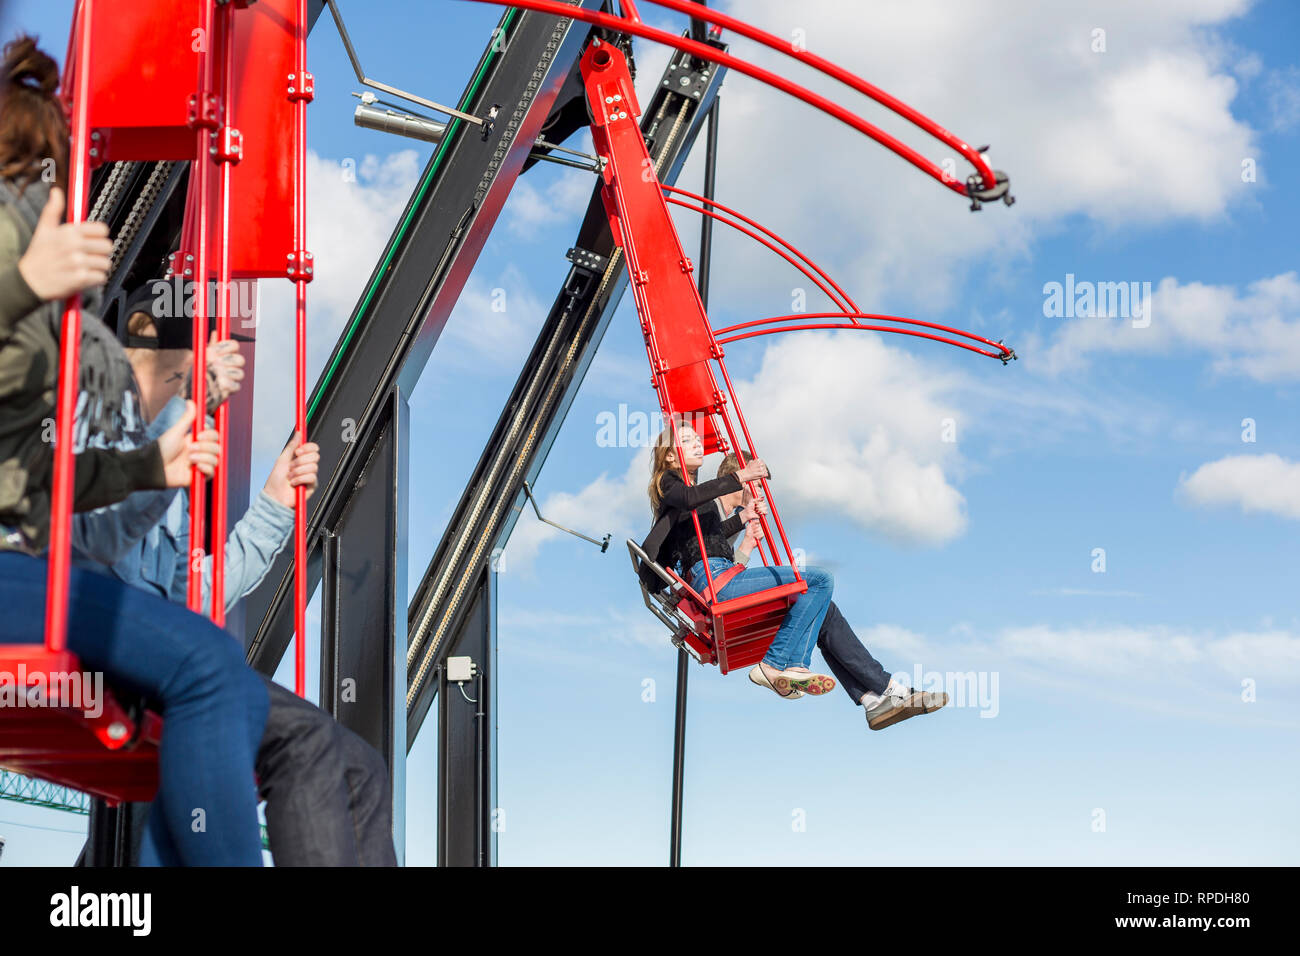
[0,645,161,805]
[627,539,806,674]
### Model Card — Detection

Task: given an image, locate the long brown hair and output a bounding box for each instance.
[648,419,698,517]
[0,35,67,193]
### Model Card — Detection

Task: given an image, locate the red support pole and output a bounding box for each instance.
[289,0,314,697]
[44,0,96,654]
[186,0,218,614]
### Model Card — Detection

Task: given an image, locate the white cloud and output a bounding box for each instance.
[729,332,968,545]
[507,330,972,576]
[1039,272,1300,381]
[505,317,1195,574]
[998,624,1205,674]
[439,265,548,371]
[1178,453,1300,520]
[500,604,668,651]
[504,160,596,239]
[869,619,1300,685]
[997,623,1300,683]
[505,450,652,570]
[251,149,424,469]
[1264,65,1300,132]
[683,0,1261,315]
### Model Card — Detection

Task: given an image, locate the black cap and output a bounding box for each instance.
[121,279,226,349]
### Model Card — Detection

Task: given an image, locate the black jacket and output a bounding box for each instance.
[637,470,744,591]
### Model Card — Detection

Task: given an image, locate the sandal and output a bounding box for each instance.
[749,663,804,700]
[780,667,836,696]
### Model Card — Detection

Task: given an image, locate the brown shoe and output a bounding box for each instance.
[866,689,948,730]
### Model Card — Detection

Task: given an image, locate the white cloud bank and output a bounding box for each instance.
[1040,272,1300,381]
[1178,453,1300,520]
[697,0,1260,314]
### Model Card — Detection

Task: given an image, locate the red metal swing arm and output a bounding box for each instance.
[719,314,1015,362]
[662,187,858,315]
[461,0,1002,198]
[660,187,1014,362]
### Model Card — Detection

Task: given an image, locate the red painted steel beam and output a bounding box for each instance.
[580,39,802,584]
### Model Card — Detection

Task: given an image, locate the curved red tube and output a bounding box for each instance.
[459,0,995,196]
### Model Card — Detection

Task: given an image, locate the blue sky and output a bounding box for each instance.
[2,0,1297,866]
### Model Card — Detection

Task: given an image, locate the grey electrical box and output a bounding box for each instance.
[446,656,476,683]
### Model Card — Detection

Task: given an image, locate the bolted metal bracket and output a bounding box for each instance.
[167,250,196,279]
[287,71,316,103]
[661,48,713,102]
[286,249,315,282]
[967,168,1014,211]
[187,92,222,130]
[212,127,244,164]
[566,246,610,276]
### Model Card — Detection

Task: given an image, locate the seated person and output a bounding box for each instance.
[71,289,398,867]
[1,36,267,865]
[640,421,836,696]
[715,453,949,730]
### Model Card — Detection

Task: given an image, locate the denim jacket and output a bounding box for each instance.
[72,395,296,616]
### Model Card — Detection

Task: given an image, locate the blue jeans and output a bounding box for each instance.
[689,557,834,670]
[0,551,268,866]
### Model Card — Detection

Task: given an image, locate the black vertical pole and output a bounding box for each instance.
[670,91,720,868]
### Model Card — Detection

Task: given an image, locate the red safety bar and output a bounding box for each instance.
[627,540,804,674]
[210,0,239,626]
[289,0,313,698]
[662,185,1016,362]
[186,0,216,614]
